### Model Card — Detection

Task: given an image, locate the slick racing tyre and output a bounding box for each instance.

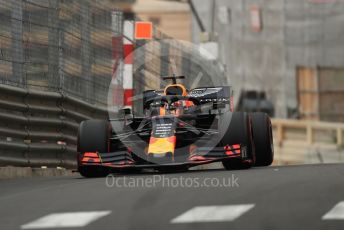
[77,120,111,178]
[251,112,274,166]
[219,112,255,170]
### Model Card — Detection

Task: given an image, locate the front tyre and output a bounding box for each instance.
[251,112,274,166]
[219,112,255,170]
[77,120,111,178]
[78,166,109,178]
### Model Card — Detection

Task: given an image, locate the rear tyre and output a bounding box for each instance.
[77,120,111,178]
[219,112,255,170]
[251,112,274,166]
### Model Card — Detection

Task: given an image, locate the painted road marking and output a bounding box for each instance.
[171,204,255,223]
[21,211,111,229]
[322,201,344,220]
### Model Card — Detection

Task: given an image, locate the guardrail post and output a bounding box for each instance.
[307,124,313,145]
[277,123,283,147]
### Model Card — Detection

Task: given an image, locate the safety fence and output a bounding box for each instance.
[0,0,128,105]
[0,0,123,167]
[0,84,110,168]
[0,0,224,110]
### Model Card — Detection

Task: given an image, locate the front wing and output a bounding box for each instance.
[78,144,251,171]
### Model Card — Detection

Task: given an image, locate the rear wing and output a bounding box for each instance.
[189,86,232,103]
[143,86,233,110]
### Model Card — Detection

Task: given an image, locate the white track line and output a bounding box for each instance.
[171,204,255,223]
[322,201,344,220]
[21,211,111,229]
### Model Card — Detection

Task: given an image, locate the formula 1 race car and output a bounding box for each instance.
[77,76,274,177]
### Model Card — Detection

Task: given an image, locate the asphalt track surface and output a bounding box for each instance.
[0,163,344,230]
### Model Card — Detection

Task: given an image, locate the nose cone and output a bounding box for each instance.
[147,152,174,164]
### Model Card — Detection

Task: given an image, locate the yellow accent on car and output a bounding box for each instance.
[148,137,175,155]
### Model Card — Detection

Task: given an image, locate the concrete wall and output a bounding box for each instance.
[191,0,344,118]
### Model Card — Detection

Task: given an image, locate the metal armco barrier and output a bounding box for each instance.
[0,84,108,168]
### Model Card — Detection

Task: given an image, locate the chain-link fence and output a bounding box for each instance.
[0,0,226,113]
[0,0,123,106]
